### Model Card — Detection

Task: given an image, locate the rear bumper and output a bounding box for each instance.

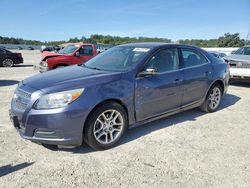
[14,58,23,64]
[33,65,49,72]
[230,68,250,79]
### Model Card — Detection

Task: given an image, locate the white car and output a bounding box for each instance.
[224,45,250,81]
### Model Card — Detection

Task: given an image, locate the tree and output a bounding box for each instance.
[218,33,245,47]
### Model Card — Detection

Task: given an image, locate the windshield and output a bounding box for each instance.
[84,46,150,71]
[234,47,244,55]
[58,45,78,54]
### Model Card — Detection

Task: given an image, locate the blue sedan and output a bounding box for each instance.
[9,43,230,150]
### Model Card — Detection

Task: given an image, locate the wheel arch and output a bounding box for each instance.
[52,63,68,69]
[204,79,225,100]
[211,79,224,94]
[83,99,129,130]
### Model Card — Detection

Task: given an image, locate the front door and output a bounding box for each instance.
[75,45,94,64]
[135,47,183,121]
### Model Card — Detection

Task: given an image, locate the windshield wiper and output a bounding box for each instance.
[82,64,102,70]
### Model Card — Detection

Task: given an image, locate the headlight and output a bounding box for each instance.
[40,60,48,67]
[34,88,84,109]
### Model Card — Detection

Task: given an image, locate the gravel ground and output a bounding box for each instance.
[0,50,250,188]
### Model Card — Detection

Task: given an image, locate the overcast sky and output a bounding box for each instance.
[0,0,249,41]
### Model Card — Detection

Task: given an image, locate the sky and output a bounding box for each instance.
[0,0,249,42]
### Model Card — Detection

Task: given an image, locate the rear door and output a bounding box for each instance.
[135,47,184,121]
[179,47,213,107]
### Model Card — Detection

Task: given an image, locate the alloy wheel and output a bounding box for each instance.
[93,109,124,144]
[208,87,221,110]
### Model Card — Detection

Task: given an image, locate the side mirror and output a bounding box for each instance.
[231,50,236,54]
[138,68,157,77]
[75,51,80,56]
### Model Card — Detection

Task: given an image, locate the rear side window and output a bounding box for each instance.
[79,45,93,56]
[181,48,208,68]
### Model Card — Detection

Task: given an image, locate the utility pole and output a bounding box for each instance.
[246,28,250,42]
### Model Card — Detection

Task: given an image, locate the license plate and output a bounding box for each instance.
[9,110,20,128]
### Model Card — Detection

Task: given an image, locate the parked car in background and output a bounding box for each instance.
[0,47,23,67]
[224,45,250,80]
[17,46,23,50]
[41,45,61,53]
[34,43,97,72]
[209,51,226,59]
[28,46,34,50]
[10,43,229,150]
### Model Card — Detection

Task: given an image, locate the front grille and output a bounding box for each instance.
[229,61,250,68]
[13,100,28,111]
[16,88,31,99]
[13,88,31,112]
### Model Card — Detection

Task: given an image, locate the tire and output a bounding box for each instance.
[55,65,66,69]
[200,83,222,113]
[83,102,128,150]
[2,58,14,67]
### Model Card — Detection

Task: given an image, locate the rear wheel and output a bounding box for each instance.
[2,58,14,67]
[200,83,222,112]
[83,102,128,150]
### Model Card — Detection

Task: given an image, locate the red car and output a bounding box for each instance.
[34,43,97,72]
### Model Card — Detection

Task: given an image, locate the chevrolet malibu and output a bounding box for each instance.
[9,43,230,150]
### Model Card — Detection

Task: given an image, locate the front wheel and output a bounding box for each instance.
[83,102,128,150]
[200,83,222,112]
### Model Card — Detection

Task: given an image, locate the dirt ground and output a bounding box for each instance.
[0,50,250,188]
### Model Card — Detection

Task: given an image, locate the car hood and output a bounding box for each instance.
[224,54,250,62]
[22,65,121,91]
[42,51,68,60]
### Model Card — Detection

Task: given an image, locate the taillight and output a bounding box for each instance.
[17,53,22,57]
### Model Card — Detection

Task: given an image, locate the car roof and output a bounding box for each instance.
[118,42,197,50]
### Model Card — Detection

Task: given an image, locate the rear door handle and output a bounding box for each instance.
[173,78,183,84]
[205,71,212,76]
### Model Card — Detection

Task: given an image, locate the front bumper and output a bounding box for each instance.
[230,68,250,79]
[33,65,49,72]
[9,103,89,146]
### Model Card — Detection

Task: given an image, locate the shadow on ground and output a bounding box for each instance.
[0,162,34,177]
[42,93,240,153]
[230,81,250,88]
[13,64,33,68]
[0,80,19,86]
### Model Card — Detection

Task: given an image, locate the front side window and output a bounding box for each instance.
[144,48,179,73]
[181,48,208,68]
[79,45,93,56]
[0,49,4,54]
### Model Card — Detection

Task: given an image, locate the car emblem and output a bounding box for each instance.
[237,63,243,67]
